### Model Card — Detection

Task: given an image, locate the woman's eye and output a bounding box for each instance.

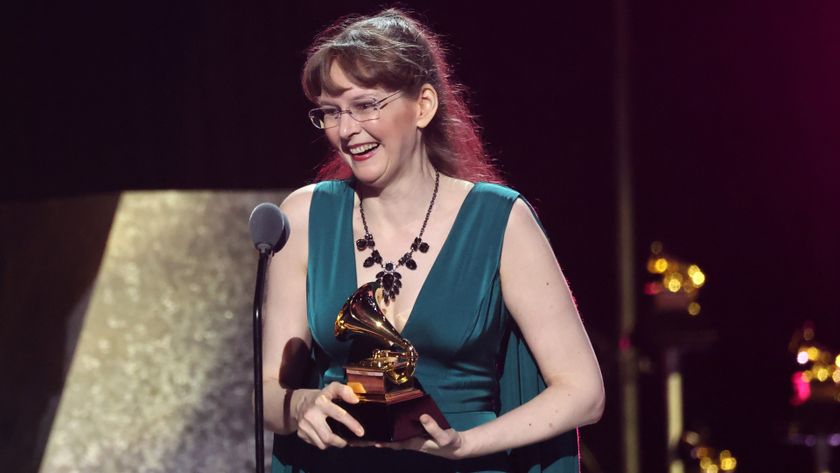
[355,102,376,112]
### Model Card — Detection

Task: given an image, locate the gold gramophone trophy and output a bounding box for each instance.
[329,281,449,442]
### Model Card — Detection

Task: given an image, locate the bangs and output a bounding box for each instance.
[303,51,390,101]
[302,21,428,102]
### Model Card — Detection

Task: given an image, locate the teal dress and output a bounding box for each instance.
[272,180,579,473]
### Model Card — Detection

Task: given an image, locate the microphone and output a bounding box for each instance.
[249,202,290,254]
[248,202,290,473]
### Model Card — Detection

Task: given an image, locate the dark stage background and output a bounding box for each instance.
[3,1,839,472]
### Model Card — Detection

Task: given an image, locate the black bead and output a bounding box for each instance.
[411,243,419,251]
[395,279,402,287]
[405,259,417,270]
[385,262,394,271]
[393,286,400,295]
[418,242,430,253]
[366,238,375,248]
[363,257,375,268]
[356,239,367,251]
[382,273,394,288]
[373,251,382,264]
[414,237,422,245]
[376,271,384,279]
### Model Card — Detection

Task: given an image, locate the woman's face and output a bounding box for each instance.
[317,64,423,186]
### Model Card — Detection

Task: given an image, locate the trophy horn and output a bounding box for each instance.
[335,282,418,384]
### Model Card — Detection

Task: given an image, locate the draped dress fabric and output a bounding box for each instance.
[271,180,579,473]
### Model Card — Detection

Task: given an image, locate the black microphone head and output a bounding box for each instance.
[249,203,290,253]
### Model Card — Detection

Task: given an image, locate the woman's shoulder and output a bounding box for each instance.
[460,180,539,232]
[451,178,522,210]
[280,180,356,230]
[473,181,521,201]
[278,184,318,235]
[280,180,351,210]
[280,183,316,211]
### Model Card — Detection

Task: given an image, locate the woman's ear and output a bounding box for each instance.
[416,84,439,129]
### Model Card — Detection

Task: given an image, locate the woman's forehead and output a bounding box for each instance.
[317,64,385,103]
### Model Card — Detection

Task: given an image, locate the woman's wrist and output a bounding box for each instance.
[288,388,316,426]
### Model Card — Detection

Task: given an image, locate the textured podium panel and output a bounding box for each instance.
[40,190,289,473]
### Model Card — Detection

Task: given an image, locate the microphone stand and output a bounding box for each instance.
[252,247,271,473]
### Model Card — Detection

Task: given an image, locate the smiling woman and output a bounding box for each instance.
[301,9,500,185]
[260,8,604,473]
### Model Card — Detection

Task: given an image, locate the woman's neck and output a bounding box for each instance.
[355,158,440,230]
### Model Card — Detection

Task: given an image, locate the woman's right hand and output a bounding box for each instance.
[293,382,365,449]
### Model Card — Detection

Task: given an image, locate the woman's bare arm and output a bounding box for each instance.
[261,185,315,434]
[260,185,363,448]
[388,198,604,458]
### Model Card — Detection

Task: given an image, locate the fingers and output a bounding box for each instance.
[322,383,364,435]
[325,381,360,404]
[297,398,348,449]
[295,384,364,450]
[419,414,451,446]
[378,415,455,452]
[320,394,365,438]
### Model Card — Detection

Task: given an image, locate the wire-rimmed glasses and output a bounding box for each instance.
[308,91,403,129]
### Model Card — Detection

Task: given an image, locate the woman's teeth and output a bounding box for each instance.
[349,143,379,155]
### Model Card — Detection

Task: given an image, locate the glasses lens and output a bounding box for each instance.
[308,109,327,129]
[350,102,379,122]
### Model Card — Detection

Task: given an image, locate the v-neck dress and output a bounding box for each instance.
[271,180,579,473]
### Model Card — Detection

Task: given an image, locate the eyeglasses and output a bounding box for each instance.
[308,91,403,129]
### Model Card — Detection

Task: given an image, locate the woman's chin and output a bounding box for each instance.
[349,163,386,185]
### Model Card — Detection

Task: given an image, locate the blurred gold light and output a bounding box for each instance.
[802,371,813,382]
[645,242,706,315]
[816,367,829,382]
[690,269,706,286]
[688,302,701,316]
[835,354,840,367]
[717,450,736,471]
[832,370,840,384]
[667,277,682,292]
[721,457,737,471]
[654,257,669,273]
[687,264,706,285]
[807,347,820,361]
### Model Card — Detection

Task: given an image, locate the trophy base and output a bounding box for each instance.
[328,391,450,442]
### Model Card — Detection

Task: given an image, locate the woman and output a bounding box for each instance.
[262,8,604,473]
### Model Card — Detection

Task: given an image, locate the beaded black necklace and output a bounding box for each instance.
[356,170,440,303]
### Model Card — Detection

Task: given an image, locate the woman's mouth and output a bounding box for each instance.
[348,142,380,161]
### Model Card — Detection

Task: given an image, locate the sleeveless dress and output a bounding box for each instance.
[271,180,579,473]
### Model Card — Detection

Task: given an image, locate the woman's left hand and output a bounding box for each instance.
[378,414,470,459]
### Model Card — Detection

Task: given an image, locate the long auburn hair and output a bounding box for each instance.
[302,8,504,184]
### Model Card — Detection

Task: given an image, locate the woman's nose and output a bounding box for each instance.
[338,112,361,139]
